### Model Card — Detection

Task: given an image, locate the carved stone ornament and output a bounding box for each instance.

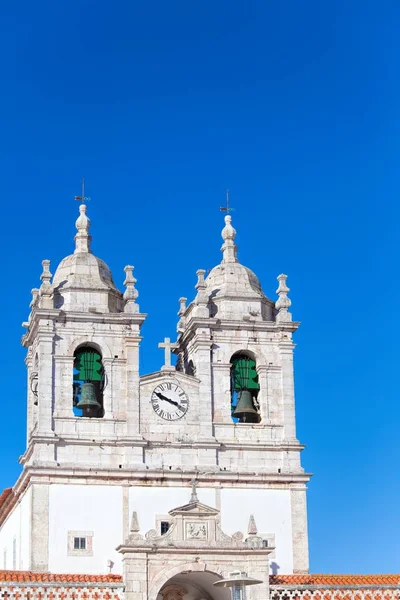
[186,522,207,540]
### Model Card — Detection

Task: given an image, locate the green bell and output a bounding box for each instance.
[232,390,259,423]
[76,382,101,413]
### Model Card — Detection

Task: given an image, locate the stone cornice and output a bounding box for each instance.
[140,371,201,385]
[13,466,312,495]
[22,309,147,346]
[117,544,272,556]
[184,317,300,335]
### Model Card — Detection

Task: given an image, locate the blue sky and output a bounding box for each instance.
[0,0,399,574]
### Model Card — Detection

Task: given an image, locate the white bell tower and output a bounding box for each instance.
[172,213,310,573]
[21,202,147,470]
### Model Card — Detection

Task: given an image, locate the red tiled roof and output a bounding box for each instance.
[0,488,12,511]
[0,488,16,528]
[0,571,123,583]
[1,572,399,586]
[270,574,400,586]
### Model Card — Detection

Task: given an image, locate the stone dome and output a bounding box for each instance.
[205,262,264,300]
[52,252,118,292]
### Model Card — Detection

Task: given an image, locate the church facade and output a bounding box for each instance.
[0,201,311,599]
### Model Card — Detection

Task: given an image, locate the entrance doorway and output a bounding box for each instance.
[158,571,231,600]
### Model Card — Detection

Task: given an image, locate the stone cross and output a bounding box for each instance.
[158,337,179,370]
[190,478,199,503]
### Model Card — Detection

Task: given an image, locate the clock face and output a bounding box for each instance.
[151,382,189,420]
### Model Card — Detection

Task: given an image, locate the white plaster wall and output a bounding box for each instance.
[220,488,293,574]
[0,487,31,571]
[48,485,123,574]
[129,486,216,535]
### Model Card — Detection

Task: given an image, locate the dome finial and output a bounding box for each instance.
[221,214,237,263]
[74,179,92,253]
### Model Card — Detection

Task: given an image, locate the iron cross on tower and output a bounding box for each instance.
[74,178,91,204]
[220,189,235,213]
[158,337,179,370]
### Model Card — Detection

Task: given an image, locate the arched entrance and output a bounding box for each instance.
[117,488,271,600]
[157,570,230,600]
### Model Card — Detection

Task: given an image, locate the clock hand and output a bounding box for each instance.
[155,392,185,411]
[155,392,179,407]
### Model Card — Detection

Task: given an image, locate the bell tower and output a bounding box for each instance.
[173,213,309,573]
[21,202,147,470]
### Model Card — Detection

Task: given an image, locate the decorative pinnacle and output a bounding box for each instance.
[130,511,140,534]
[221,215,237,263]
[74,190,92,254]
[178,297,187,316]
[248,514,258,536]
[123,266,138,298]
[39,260,53,308]
[177,297,187,334]
[30,288,39,309]
[195,269,208,306]
[123,266,139,314]
[276,274,292,322]
[40,260,52,285]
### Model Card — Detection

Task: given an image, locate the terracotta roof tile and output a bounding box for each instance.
[0,488,16,528]
[0,571,123,583]
[270,575,400,586]
[1,571,399,587]
[0,488,12,512]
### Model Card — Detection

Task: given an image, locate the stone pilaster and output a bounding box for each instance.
[125,336,141,437]
[36,332,54,438]
[279,340,297,441]
[30,484,49,572]
[291,487,309,573]
[211,362,232,423]
[53,356,74,418]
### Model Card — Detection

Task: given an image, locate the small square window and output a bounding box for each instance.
[68,531,93,557]
[74,537,86,550]
[160,521,170,535]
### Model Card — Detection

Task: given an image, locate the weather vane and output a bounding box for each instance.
[74,178,91,204]
[220,189,235,213]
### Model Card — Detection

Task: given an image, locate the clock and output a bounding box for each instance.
[151,382,189,420]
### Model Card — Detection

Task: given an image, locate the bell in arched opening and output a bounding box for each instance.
[231,354,261,424]
[73,347,104,418]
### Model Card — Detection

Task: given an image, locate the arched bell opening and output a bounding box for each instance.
[73,344,105,418]
[157,571,230,600]
[230,351,261,424]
